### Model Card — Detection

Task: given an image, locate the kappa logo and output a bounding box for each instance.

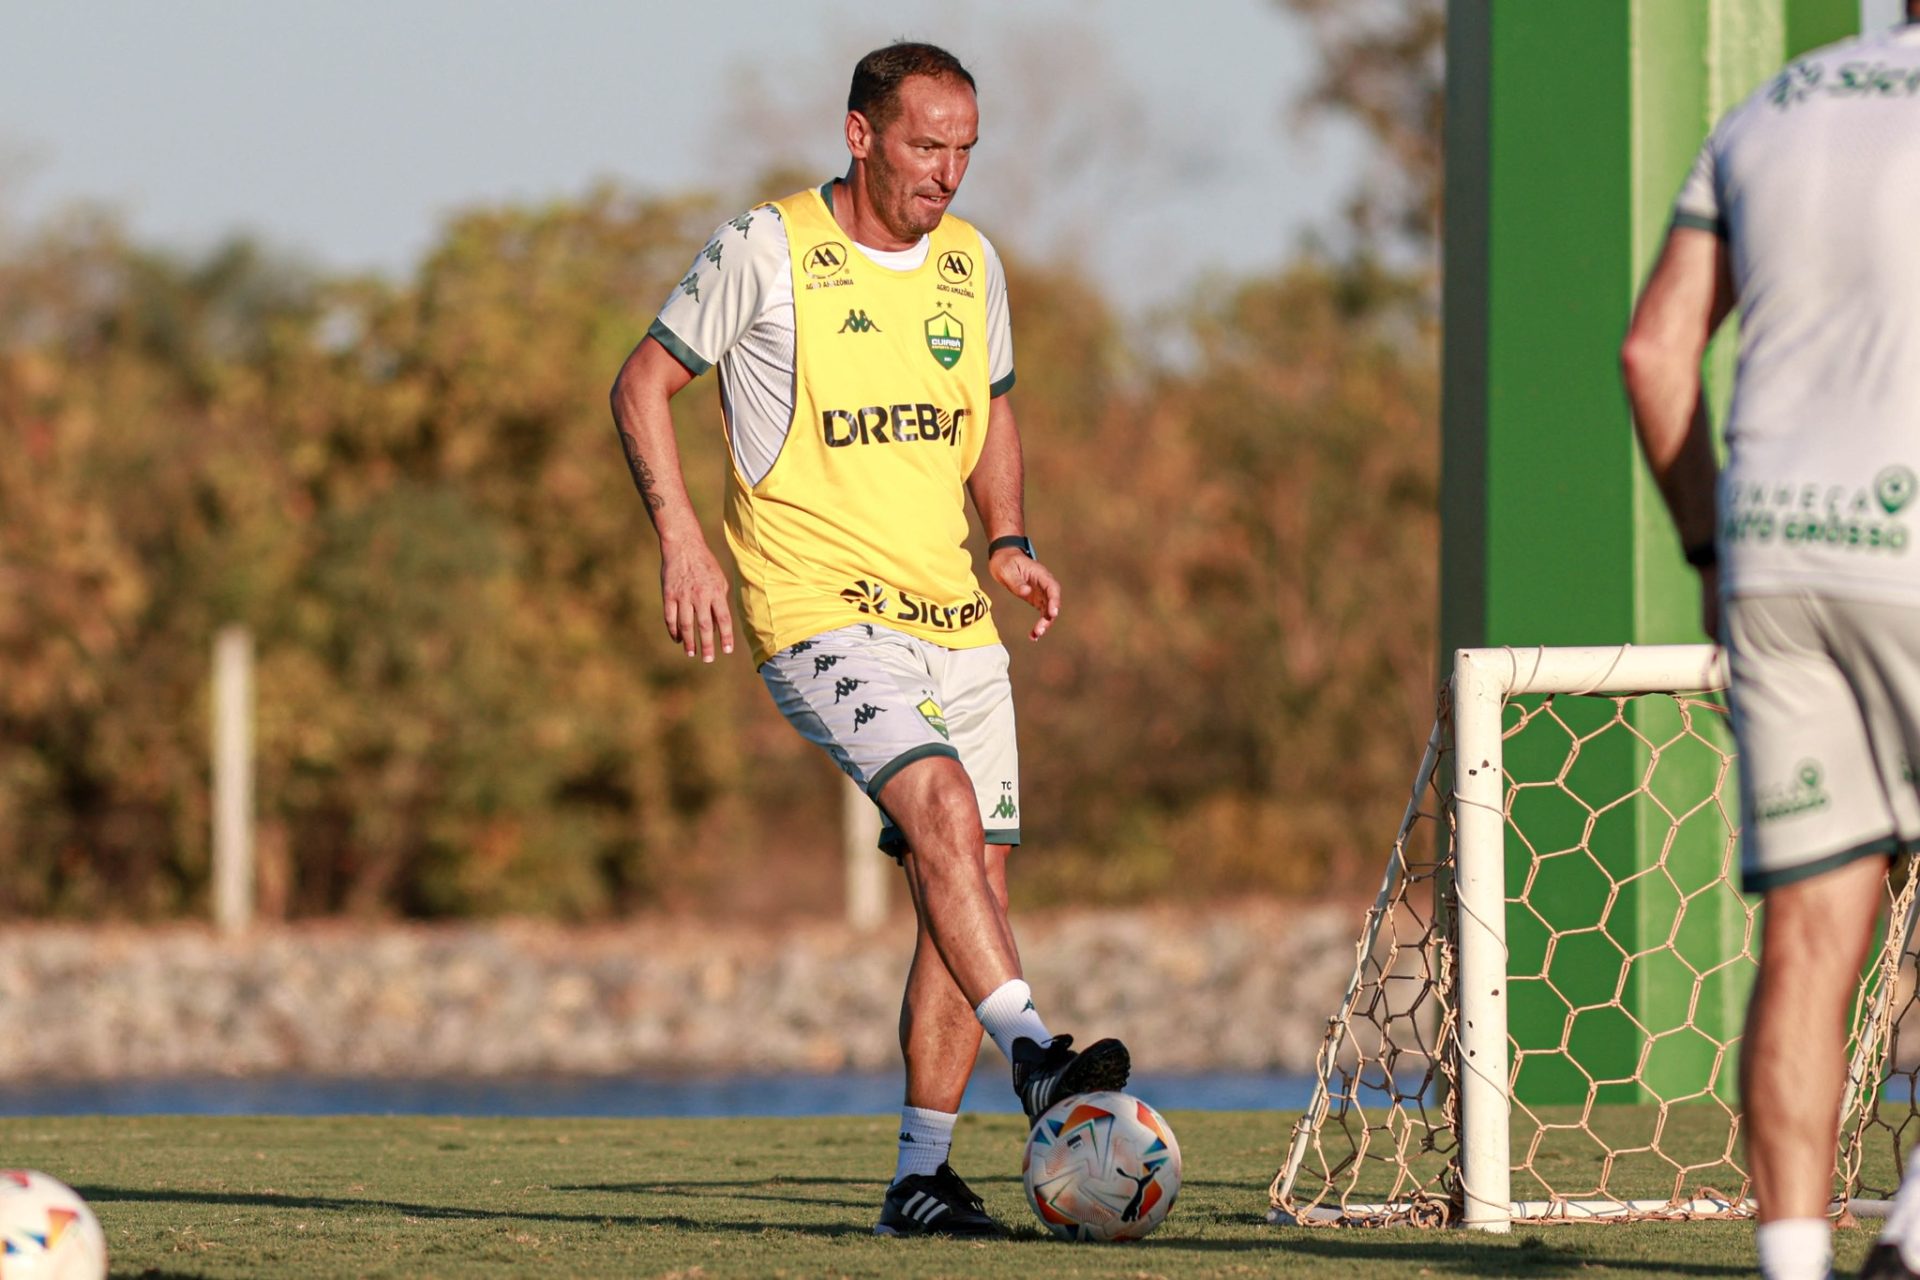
[804,241,848,278]
[852,703,886,730]
[937,250,973,286]
[812,653,843,677]
[833,676,866,703]
[1768,61,1822,110]
[840,578,890,614]
[838,309,882,334]
[991,779,1017,820]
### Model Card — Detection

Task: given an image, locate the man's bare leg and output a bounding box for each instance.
[878,753,1127,1123]
[1744,853,1887,1225]
[898,843,1012,1112]
[873,764,1023,1236]
[880,756,1020,1006]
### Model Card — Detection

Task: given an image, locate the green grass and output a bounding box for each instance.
[1,1109,1890,1278]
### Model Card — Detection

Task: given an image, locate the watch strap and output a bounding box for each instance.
[988,535,1036,559]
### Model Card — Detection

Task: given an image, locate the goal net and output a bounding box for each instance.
[1269,644,1920,1231]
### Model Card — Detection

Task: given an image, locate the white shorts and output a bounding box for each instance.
[759,622,1020,858]
[1726,593,1920,892]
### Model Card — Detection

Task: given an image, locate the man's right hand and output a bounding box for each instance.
[661,542,735,662]
[611,335,734,663]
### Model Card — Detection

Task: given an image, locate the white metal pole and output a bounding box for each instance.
[1463,643,1724,697]
[1451,648,1513,1232]
[212,625,255,935]
[843,774,886,931]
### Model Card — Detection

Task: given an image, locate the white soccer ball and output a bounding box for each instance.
[1023,1090,1182,1242]
[0,1171,107,1280]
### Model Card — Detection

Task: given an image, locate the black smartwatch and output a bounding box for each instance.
[988,535,1037,560]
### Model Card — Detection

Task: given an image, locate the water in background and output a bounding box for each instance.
[0,1072,1318,1118]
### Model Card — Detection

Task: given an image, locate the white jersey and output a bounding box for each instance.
[1675,24,1920,603]
[649,183,1016,488]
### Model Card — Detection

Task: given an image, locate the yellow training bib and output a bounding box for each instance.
[726,186,1001,664]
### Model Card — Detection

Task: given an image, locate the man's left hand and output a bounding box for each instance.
[990,548,1061,641]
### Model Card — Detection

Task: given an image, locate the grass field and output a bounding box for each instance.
[3,1109,1892,1278]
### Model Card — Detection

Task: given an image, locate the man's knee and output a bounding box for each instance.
[880,756,983,854]
[1759,853,1888,976]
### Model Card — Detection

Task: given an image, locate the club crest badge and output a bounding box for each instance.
[924,309,964,370]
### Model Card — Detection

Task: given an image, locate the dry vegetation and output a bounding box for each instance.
[0,0,1447,921]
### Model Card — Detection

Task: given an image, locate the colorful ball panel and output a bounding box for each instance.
[1022,1091,1182,1242]
[0,1170,108,1280]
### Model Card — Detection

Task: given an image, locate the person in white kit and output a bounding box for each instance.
[1623,4,1920,1277]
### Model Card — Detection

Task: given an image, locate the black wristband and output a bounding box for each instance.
[1683,540,1718,569]
[988,535,1036,559]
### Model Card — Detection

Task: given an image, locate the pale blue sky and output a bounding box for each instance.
[0,0,1363,313]
[5,1,1903,315]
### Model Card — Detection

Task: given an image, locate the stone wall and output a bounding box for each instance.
[0,901,1367,1080]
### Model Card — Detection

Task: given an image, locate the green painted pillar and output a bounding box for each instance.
[1441,0,1857,1108]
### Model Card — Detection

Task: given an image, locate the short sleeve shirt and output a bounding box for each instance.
[649,186,1015,488]
[1676,24,1920,603]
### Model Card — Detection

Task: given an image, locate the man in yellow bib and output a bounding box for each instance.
[609,41,1129,1237]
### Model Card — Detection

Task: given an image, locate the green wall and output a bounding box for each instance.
[1441,0,1858,1106]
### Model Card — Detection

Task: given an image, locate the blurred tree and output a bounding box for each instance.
[0,161,1440,917]
[1008,253,1437,904]
[1280,0,1446,269]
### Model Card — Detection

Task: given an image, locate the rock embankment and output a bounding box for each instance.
[0,901,1368,1081]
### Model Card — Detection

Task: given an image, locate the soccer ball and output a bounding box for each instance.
[1023,1091,1182,1242]
[0,1171,107,1279]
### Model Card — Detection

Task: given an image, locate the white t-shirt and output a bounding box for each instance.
[649,185,1016,487]
[1675,24,1920,601]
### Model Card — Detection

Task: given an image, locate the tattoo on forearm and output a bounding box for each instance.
[619,430,667,515]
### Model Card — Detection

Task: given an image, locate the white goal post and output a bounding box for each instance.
[1454,646,1724,1231]
[1270,644,1920,1232]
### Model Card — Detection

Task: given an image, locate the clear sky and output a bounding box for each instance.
[0,0,1362,314]
[6,1,1903,316]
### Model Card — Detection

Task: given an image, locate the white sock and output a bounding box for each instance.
[891,1106,957,1184]
[1880,1146,1920,1269]
[1755,1218,1831,1280]
[973,978,1053,1063]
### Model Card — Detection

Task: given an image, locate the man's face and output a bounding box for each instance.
[853,75,979,243]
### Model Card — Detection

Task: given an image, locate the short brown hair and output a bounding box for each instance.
[847,42,975,134]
